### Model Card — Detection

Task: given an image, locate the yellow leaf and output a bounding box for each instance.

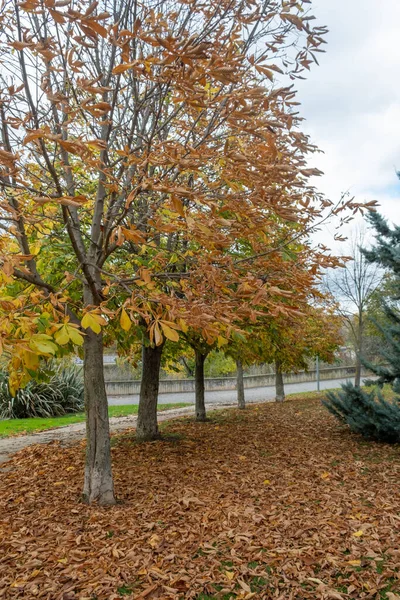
[347,559,361,566]
[263,479,270,485]
[217,335,229,347]
[81,313,101,334]
[81,313,92,330]
[22,350,39,371]
[30,338,57,355]
[179,318,188,333]
[321,472,330,479]
[30,569,42,578]
[238,455,246,461]
[160,321,179,342]
[66,325,84,346]
[54,326,70,346]
[353,530,364,537]
[120,308,132,332]
[91,313,107,325]
[225,571,235,580]
[10,580,27,588]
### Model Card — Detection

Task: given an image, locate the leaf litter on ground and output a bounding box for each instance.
[0,397,400,599]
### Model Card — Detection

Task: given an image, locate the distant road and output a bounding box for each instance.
[108,376,355,406]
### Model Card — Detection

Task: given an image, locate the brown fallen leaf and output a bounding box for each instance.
[1,400,400,600]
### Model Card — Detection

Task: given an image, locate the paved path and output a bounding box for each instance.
[108,376,352,405]
[0,403,231,467]
[0,377,352,468]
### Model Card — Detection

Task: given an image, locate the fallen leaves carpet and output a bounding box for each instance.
[0,397,400,600]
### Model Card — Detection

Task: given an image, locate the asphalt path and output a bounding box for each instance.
[108,376,354,406]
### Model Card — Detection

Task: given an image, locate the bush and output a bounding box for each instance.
[0,366,84,419]
[323,382,400,443]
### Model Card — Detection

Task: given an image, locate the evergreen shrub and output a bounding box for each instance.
[323,382,400,443]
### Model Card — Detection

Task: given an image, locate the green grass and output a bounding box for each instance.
[0,403,190,438]
[285,389,331,401]
[285,383,393,403]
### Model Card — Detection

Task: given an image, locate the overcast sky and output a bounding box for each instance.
[294,0,400,252]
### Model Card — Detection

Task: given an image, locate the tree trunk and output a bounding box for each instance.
[136,342,164,441]
[355,313,363,387]
[83,328,116,505]
[195,349,207,421]
[275,359,285,402]
[354,356,362,388]
[237,359,245,409]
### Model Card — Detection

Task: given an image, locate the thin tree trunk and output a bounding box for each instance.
[237,359,245,409]
[355,314,363,387]
[275,359,285,402]
[195,349,207,421]
[83,328,116,505]
[136,342,164,441]
[354,356,362,387]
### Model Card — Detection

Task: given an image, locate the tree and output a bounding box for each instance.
[362,272,398,363]
[257,302,342,400]
[0,0,366,502]
[136,338,165,441]
[182,332,219,422]
[323,212,400,443]
[225,333,259,410]
[236,359,246,409]
[325,226,382,386]
[275,358,286,402]
[360,212,400,390]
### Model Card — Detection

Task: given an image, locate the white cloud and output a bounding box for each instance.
[293,0,400,249]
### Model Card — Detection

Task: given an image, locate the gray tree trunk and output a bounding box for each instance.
[136,342,164,441]
[355,312,363,387]
[237,359,245,409]
[195,349,207,421]
[275,359,285,402]
[83,328,116,505]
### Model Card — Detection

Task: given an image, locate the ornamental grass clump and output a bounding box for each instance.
[0,366,83,419]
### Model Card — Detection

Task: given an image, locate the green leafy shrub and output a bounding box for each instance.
[0,366,84,419]
[323,382,400,443]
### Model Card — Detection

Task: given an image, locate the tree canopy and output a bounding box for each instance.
[0,0,368,503]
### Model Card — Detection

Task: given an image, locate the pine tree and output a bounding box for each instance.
[324,211,400,442]
[361,211,400,393]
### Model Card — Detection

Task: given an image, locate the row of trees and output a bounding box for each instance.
[134,297,342,420]
[324,211,400,443]
[0,0,369,504]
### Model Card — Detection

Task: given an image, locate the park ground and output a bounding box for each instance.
[0,377,349,440]
[0,394,400,599]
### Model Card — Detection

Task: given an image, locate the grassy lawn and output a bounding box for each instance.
[0,383,383,439]
[0,403,190,438]
[1,394,399,599]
